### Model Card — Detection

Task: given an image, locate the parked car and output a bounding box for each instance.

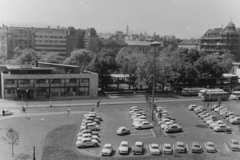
[101,144,113,156]
[206,119,218,125]
[78,129,99,137]
[133,120,149,126]
[129,106,139,111]
[86,123,100,131]
[116,126,130,135]
[188,104,198,111]
[211,104,219,110]
[209,121,225,128]
[78,133,99,141]
[198,111,208,117]
[229,117,240,125]
[175,142,186,153]
[228,139,240,151]
[222,112,235,119]
[134,122,153,129]
[161,121,177,130]
[162,143,173,155]
[158,118,174,124]
[164,124,183,133]
[213,124,231,132]
[191,142,202,153]
[132,141,144,155]
[204,115,218,122]
[149,143,161,155]
[205,142,217,153]
[76,138,99,148]
[118,141,129,154]
[214,106,225,112]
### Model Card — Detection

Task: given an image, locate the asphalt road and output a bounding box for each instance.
[23,99,239,157]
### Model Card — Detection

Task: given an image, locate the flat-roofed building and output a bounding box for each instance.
[34,27,67,56]
[0,62,98,99]
[0,25,8,58]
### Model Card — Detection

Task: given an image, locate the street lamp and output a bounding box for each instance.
[150,41,161,121]
[26,89,29,107]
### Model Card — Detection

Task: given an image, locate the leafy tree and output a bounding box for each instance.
[44,52,65,64]
[2,128,20,155]
[16,49,42,65]
[63,49,94,72]
[87,49,119,90]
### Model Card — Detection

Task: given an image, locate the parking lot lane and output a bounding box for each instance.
[224,143,230,152]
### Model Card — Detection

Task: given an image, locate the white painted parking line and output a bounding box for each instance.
[186,144,188,153]
[139,136,154,139]
[98,151,102,157]
[224,143,229,152]
[130,133,152,136]
[151,129,156,137]
[162,130,168,137]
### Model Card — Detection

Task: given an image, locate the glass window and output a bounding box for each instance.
[19,79,30,84]
[69,79,77,83]
[5,79,15,84]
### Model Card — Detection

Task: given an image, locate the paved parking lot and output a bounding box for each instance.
[76,100,240,157]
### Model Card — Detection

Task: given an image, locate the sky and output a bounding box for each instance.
[0,0,240,38]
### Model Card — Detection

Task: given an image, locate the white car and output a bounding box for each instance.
[78,133,99,141]
[149,143,161,155]
[162,143,173,155]
[229,91,240,100]
[134,122,153,129]
[205,142,217,153]
[214,106,225,112]
[133,120,148,126]
[116,126,130,135]
[118,141,129,154]
[229,117,240,124]
[161,121,176,129]
[204,115,217,122]
[1,109,13,116]
[209,121,225,129]
[188,104,197,111]
[129,106,139,111]
[158,118,174,124]
[131,114,145,119]
[213,124,229,132]
[76,138,99,148]
[206,119,218,125]
[101,144,113,156]
[164,124,183,133]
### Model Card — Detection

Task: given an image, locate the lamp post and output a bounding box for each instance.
[26,89,29,107]
[22,94,23,107]
[150,41,161,121]
[33,146,36,160]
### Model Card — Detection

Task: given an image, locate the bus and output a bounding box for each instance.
[200,90,229,101]
[181,88,205,96]
[229,91,240,100]
[198,89,224,98]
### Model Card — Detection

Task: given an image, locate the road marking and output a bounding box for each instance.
[140,136,154,139]
[173,144,175,151]
[145,146,148,154]
[98,152,102,157]
[151,129,156,137]
[162,130,168,137]
[224,143,229,152]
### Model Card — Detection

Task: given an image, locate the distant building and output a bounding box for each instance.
[84,28,99,53]
[200,21,240,61]
[34,27,67,56]
[67,27,86,57]
[0,25,8,58]
[7,26,35,59]
[126,24,129,36]
[99,38,127,53]
[178,39,200,49]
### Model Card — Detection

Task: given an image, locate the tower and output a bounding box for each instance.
[126,23,129,35]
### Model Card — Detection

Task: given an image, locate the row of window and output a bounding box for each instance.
[35,40,66,43]
[5,79,89,84]
[35,35,66,39]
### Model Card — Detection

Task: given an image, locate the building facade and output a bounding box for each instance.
[84,28,99,53]
[7,27,35,59]
[98,38,127,53]
[34,27,67,56]
[0,63,98,99]
[67,27,86,57]
[200,21,240,61]
[178,39,200,50]
[0,25,8,58]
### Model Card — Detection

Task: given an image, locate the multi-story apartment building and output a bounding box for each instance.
[7,26,35,59]
[0,25,8,58]
[34,27,67,56]
[200,21,240,61]
[98,38,127,53]
[67,27,86,57]
[84,28,99,53]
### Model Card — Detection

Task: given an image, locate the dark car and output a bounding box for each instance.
[132,141,144,155]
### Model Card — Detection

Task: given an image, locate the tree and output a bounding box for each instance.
[63,49,94,72]
[14,49,42,65]
[87,49,119,90]
[44,52,65,64]
[2,128,20,155]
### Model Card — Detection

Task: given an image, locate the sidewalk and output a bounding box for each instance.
[0,96,200,108]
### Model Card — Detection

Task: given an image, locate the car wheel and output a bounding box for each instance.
[80,145,84,148]
[94,143,98,147]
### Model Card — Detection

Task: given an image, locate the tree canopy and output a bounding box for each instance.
[43,52,65,64]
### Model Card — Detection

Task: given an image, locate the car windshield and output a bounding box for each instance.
[194,144,200,148]
[165,146,171,149]
[121,144,127,147]
[178,144,184,148]
[233,142,239,145]
[104,146,112,149]
[152,146,158,149]
[136,144,142,147]
[208,144,214,147]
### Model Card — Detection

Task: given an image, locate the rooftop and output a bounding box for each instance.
[37,61,80,68]
[5,65,54,70]
[125,40,151,46]
[178,39,200,45]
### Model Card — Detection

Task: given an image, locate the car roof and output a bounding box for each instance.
[230,139,238,143]
[121,141,128,144]
[81,129,91,132]
[82,133,91,136]
[135,141,143,145]
[176,142,184,145]
[164,143,171,147]
[151,143,158,147]
[104,143,112,147]
[82,138,91,141]
[206,142,214,145]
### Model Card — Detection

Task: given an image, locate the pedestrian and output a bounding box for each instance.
[67,107,70,117]
[91,106,95,112]
[2,109,5,116]
[237,98,239,103]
